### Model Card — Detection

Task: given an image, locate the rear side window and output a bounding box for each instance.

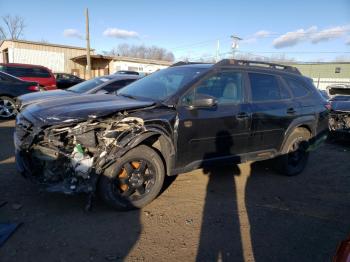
[249,73,289,101]
[0,66,51,78]
[284,77,310,97]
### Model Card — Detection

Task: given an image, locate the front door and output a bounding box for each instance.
[176,70,251,169]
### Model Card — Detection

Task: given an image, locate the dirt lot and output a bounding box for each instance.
[0,119,350,262]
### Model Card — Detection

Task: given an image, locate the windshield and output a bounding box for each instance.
[117,66,208,101]
[68,76,112,93]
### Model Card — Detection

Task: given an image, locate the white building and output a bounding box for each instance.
[0,39,172,79]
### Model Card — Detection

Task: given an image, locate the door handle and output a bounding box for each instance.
[237,112,249,119]
[287,107,296,114]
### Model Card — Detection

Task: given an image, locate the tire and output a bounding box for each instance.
[275,128,311,176]
[98,145,165,211]
[0,96,17,119]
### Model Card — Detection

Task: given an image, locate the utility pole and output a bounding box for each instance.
[231,35,242,59]
[215,40,220,62]
[85,8,91,79]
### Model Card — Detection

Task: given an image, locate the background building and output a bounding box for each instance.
[289,62,350,89]
[0,40,172,79]
[0,39,92,77]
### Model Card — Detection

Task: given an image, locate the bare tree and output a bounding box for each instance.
[0,15,25,40]
[105,43,175,62]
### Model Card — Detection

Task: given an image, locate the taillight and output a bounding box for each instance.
[27,85,39,91]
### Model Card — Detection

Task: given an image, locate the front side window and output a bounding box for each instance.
[249,73,288,101]
[182,71,243,105]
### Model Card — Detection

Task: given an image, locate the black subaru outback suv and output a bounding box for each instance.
[14,60,329,210]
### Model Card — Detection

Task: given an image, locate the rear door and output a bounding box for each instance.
[176,70,251,168]
[248,72,298,152]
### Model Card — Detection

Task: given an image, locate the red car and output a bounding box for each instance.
[0,63,56,90]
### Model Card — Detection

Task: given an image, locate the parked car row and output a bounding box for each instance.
[0,62,141,119]
[0,63,56,90]
[0,71,40,118]
[16,74,139,111]
[14,59,330,210]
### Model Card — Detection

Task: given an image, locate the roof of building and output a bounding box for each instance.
[113,56,173,66]
[71,54,173,66]
[0,39,94,51]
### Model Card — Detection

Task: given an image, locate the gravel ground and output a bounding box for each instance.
[0,119,350,262]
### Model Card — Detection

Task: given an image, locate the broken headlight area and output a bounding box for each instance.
[329,112,350,132]
[21,114,146,194]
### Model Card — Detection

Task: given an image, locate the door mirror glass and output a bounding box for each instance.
[190,94,217,109]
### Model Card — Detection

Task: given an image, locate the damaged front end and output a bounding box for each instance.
[15,113,146,195]
[329,111,350,133]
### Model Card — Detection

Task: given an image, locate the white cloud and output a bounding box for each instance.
[311,25,350,43]
[103,28,139,39]
[241,30,272,44]
[254,30,272,38]
[273,25,350,48]
[63,29,83,39]
[273,26,317,48]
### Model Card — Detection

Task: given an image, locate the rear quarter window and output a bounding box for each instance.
[284,77,310,97]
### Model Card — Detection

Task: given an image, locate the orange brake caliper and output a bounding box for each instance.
[118,162,140,191]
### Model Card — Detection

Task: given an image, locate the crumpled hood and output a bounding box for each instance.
[22,94,155,125]
[18,90,78,109]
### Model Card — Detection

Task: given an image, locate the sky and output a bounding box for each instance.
[0,0,349,62]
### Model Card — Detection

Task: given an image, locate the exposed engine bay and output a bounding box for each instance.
[329,112,350,132]
[19,113,146,195]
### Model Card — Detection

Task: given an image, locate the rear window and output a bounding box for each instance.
[249,73,290,101]
[0,66,51,78]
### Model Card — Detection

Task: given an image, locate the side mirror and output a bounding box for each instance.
[189,94,217,109]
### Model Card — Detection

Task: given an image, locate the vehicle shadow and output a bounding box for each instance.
[196,131,245,261]
[196,131,350,262]
[0,123,15,168]
[244,157,350,262]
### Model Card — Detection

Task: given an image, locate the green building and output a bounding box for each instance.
[288,62,350,89]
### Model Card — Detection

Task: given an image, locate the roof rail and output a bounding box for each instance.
[215,59,301,75]
[170,61,208,67]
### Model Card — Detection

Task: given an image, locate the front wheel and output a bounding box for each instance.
[275,128,311,176]
[98,145,165,211]
[0,96,17,119]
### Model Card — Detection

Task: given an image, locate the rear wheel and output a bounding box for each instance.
[98,145,165,210]
[275,128,311,176]
[0,96,17,119]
